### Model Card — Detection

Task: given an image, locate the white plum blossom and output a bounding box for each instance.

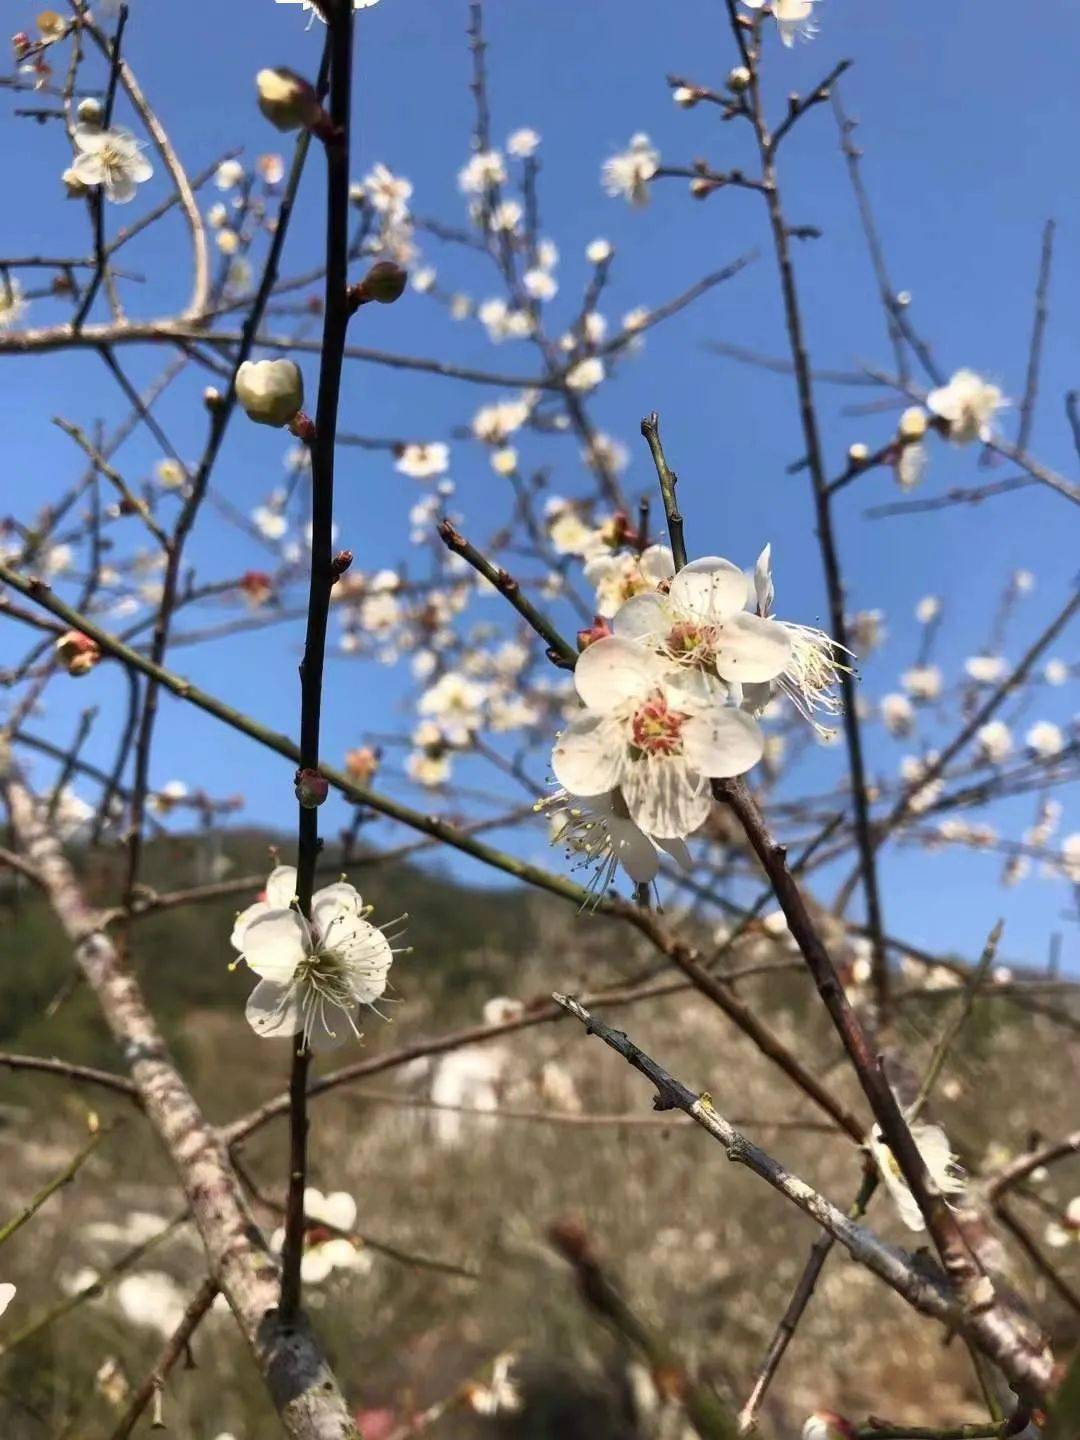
[70,125,153,204]
[1044,658,1068,686]
[901,665,943,702]
[565,356,605,392]
[552,637,764,838]
[601,134,659,206]
[976,720,1012,764]
[915,595,941,624]
[585,545,674,617]
[868,1121,965,1231]
[418,671,486,744]
[459,149,507,194]
[742,0,820,47]
[586,238,613,264]
[215,159,244,191]
[507,128,540,157]
[880,693,915,737]
[395,442,449,479]
[1026,720,1064,759]
[965,654,1007,685]
[927,368,1006,444]
[0,1284,15,1319]
[613,555,791,697]
[232,870,395,1052]
[360,162,412,221]
[546,788,692,890]
[472,397,531,444]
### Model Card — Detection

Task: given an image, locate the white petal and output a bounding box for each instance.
[231,899,270,951]
[681,709,764,779]
[573,635,659,711]
[322,1192,358,1232]
[265,865,298,908]
[71,153,104,186]
[621,759,712,839]
[73,125,107,154]
[670,557,748,622]
[301,1248,334,1284]
[552,715,623,796]
[656,834,693,869]
[311,881,363,939]
[307,1005,351,1052]
[335,919,393,1003]
[243,909,309,981]
[612,592,667,641]
[0,1283,15,1318]
[638,545,675,583]
[245,979,299,1040]
[607,817,660,883]
[714,613,792,684]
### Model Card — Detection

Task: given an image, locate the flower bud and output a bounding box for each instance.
[55,630,101,677]
[347,261,408,311]
[240,570,274,607]
[847,442,869,463]
[256,68,324,134]
[203,385,225,412]
[727,65,752,93]
[294,768,329,809]
[672,85,700,108]
[802,1412,856,1440]
[12,33,32,60]
[577,616,613,652]
[76,96,102,126]
[331,550,354,583]
[898,405,928,440]
[235,358,304,428]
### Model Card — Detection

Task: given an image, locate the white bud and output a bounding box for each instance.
[899,406,928,440]
[76,97,103,126]
[235,359,304,428]
[847,442,869,463]
[256,68,321,133]
[727,66,752,93]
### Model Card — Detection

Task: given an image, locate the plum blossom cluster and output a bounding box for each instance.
[549,549,844,887]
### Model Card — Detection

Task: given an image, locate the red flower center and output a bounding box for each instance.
[630,690,688,756]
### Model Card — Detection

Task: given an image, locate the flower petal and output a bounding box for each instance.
[242,909,309,981]
[552,714,623,796]
[231,899,270,951]
[608,817,660,883]
[245,978,299,1040]
[322,1191,358,1232]
[681,708,764,779]
[573,635,659,711]
[335,918,393,1004]
[265,864,298,908]
[670,557,749,622]
[714,613,792,684]
[611,592,666,641]
[656,834,693,869]
[621,759,711,839]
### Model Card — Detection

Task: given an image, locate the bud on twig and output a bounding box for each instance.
[235,359,304,429]
[256,68,328,135]
[346,261,408,312]
[55,630,101,677]
[294,768,329,809]
[576,616,613,652]
[330,550,354,583]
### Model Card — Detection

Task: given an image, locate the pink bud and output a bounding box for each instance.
[55,630,101,677]
[294,768,329,809]
[577,616,613,652]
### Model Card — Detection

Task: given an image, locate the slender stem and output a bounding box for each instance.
[279,0,354,1330]
[640,411,687,571]
[0,1124,113,1247]
[106,1276,218,1440]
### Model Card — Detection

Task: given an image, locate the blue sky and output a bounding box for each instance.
[1,0,1078,971]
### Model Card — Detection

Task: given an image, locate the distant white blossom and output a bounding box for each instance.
[601,134,659,206]
[927,369,1006,444]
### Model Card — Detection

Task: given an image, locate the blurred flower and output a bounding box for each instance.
[1026,720,1064,758]
[976,720,1012,764]
[459,149,506,194]
[743,0,820,47]
[215,159,244,190]
[868,1120,965,1231]
[927,368,1006,444]
[585,545,674,618]
[115,1273,186,1335]
[601,134,659,205]
[70,125,153,203]
[395,442,449,479]
[0,278,28,332]
[507,127,540,157]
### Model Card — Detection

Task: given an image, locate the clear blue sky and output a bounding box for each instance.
[1,0,1077,971]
